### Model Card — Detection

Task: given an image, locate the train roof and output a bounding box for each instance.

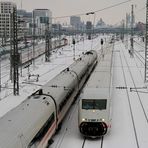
[42,50,97,106]
[0,95,55,148]
[80,48,113,100]
[81,88,110,99]
[42,70,77,107]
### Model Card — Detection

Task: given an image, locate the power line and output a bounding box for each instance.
[52,0,132,19]
[135,6,146,13]
[133,40,145,48]
[133,5,146,22]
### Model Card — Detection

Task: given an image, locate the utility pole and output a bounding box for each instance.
[91,12,96,50]
[25,36,30,76]
[21,0,22,9]
[86,12,95,50]
[121,20,125,42]
[130,4,134,57]
[59,24,61,48]
[10,13,13,81]
[32,10,35,68]
[145,0,148,82]
[11,7,19,95]
[45,19,51,62]
[125,13,128,49]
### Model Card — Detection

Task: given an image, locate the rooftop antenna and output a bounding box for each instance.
[21,0,22,9]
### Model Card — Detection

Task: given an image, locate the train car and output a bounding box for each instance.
[52,38,68,49]
[21,38,68,65]
[0,50,98,148]
[78,46,113,138]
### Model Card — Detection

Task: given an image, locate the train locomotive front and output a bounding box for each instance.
[79,89,110,137]
[78,46,113,138]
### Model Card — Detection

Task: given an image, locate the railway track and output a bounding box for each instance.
[119,43,148,148]
[134,50,145,65]
[82,137,104,148]
[119,50,140,148]
[121,47,148,124]
[51,97,81,148]
[133,40,145,66]
[132,52,144,80]
[132,43,146,80]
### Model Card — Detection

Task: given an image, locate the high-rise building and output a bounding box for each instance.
[0,1,16,39]
[0,1,15,13]
[0,2,26,41]
[33,9,52,36]
[17,9,32,36]
[70,16,81,29]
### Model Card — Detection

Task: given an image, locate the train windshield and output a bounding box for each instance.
[82,99,107,110]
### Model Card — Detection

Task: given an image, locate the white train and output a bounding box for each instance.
[78,46,113,138]
[0,50,98,148]
[52,38,68,49]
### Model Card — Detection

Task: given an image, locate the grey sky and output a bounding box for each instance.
[7,0,146,24]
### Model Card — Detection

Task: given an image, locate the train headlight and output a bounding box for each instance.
[82,118,86,121]
[101,118,105,121]
[93,110,96,113]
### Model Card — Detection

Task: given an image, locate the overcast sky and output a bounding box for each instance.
[6,0,146,24]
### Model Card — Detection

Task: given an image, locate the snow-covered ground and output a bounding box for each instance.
[49,37,148,148]
[0,35,148,148]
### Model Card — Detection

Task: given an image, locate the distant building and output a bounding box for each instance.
[17,9,32,19]
[86,21,92,38]
[0,1,16,40]
[126,13,135,28]
[70,16,81,30]
[17,9,32,36]
[96,18,106,28]
[52,23,62,31]
[126,13,131,28]
[0,1,15,13]
[0,2,27,41]
[33,9,52,36]
[136,22,145,34]
[86,21,92,30]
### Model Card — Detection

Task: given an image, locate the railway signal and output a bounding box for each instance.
[72,38,76,60]
[101,38,104,57]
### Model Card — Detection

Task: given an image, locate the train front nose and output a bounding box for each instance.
[79,122,107,137]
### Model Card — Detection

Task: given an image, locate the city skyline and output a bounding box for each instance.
[1,0,146,25]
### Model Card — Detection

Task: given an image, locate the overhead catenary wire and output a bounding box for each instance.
[134,5,146,22]
[135,6,146,13]
[52,0,132,19]
[133,40,145,48]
